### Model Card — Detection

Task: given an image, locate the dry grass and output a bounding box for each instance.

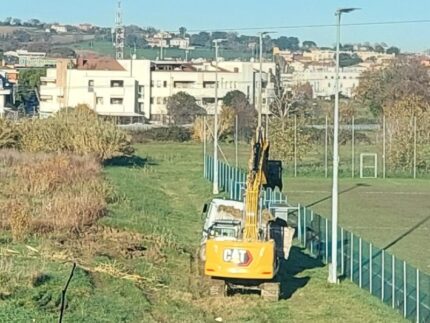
[0,150,109,239]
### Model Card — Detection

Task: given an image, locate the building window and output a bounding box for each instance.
[157,80,162,88]
[139,103,144,113]
[96,97,104,105]
[88,80,94,92]
[111,80,124,87]
[174,81,194,88]
[151,80,154,87]
[138,85,145,99]
[163,97,167,104]
[202,97,215,104]
[163,81,168,88]
[150,97,154,104]
[203,81,216,88]
[110,97,124,105]
[40,95,53,102]
[156,97,162,104]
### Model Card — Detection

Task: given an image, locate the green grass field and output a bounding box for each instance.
[0,142,407,322]
[71,40,256,60]
[217,142,430,273]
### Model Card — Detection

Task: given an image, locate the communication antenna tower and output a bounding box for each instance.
[114,0,125,60]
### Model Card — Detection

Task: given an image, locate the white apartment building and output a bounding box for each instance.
[39,57,273,123]
[288,65,367,99]
[51,24,68,33]
[169,38,190,49]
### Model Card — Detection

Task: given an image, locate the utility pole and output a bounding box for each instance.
[258,32,275,132]
[212,39,226,195]
[114,0,125,60]
[329,7,360,285]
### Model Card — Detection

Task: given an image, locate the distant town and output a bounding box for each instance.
[0,6,430,124]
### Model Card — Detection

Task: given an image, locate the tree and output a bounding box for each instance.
[340,43,354,51]
[274,36,300,51]
[270,81,313,131]
[15,68,46,110]
[383,95,430,171]
[166,92,206,125]
[28,18,41,27]
[374,44,385,53]
[4,17,12,25]
[338,53,363,67]
[179,26,187,37]
[355,58,430,116]
[386,46,400,55]
[223,90,256,140]
[190,31,210,47]
[12,18,22,26]
[12,30,31,42]
[302,40,317,49]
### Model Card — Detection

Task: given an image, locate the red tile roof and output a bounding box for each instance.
[76,55,125,71]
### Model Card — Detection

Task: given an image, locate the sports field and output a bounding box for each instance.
[216,142,430,273]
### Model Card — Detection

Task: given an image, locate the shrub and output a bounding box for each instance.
[0,119,19,149]
[18,105,134,161]
[0,151,109,239]
[131,126,191,143]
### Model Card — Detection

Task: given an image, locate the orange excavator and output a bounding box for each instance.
[201,127,294,300]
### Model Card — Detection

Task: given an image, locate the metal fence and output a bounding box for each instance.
[218,114,430,179]
[204,154,430,322]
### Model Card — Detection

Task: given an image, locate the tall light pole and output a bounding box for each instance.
[212,39,226,195]
[257,32,275,130]
[329,7,360,284]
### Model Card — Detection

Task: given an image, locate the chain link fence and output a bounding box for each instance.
[219,114,430,179]
[204,155,430,322]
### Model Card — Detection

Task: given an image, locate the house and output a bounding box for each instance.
[169,38,190,49]
[51,24,68,33]
[78,23,94,32]
[3,50,57,68]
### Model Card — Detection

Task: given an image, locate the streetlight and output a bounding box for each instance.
[257,31,276,131]
[212,38,226,195]
[329,7,360,284]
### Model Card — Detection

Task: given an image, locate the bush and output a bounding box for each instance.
[0,119,19,149]
[18,105,134,161]
[130,126,191,143]
[0,151,109,239]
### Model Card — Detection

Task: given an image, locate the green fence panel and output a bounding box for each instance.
[394,257,405,316]
[370,245,383,300]
[420,271,430,323]
[351,234,360,285]
[405,262,417,321]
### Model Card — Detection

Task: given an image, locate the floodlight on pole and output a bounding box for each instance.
[328,7,360,285]
[257,31,276,130]
[212,39,227,195]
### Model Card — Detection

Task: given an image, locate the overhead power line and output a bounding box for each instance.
[171,19,430,34]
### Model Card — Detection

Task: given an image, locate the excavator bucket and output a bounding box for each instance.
[264,160,283,191]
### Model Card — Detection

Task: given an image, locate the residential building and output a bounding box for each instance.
[3,50,57,68]
[39,56,274,123]
[78,23,94,32]
[39,57,143,121]
[169,37,190,49]
[51,24,68,33]
[0,73,14,117]
[286,65,366,99]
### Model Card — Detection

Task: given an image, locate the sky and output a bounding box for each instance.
[6,0,430,52]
